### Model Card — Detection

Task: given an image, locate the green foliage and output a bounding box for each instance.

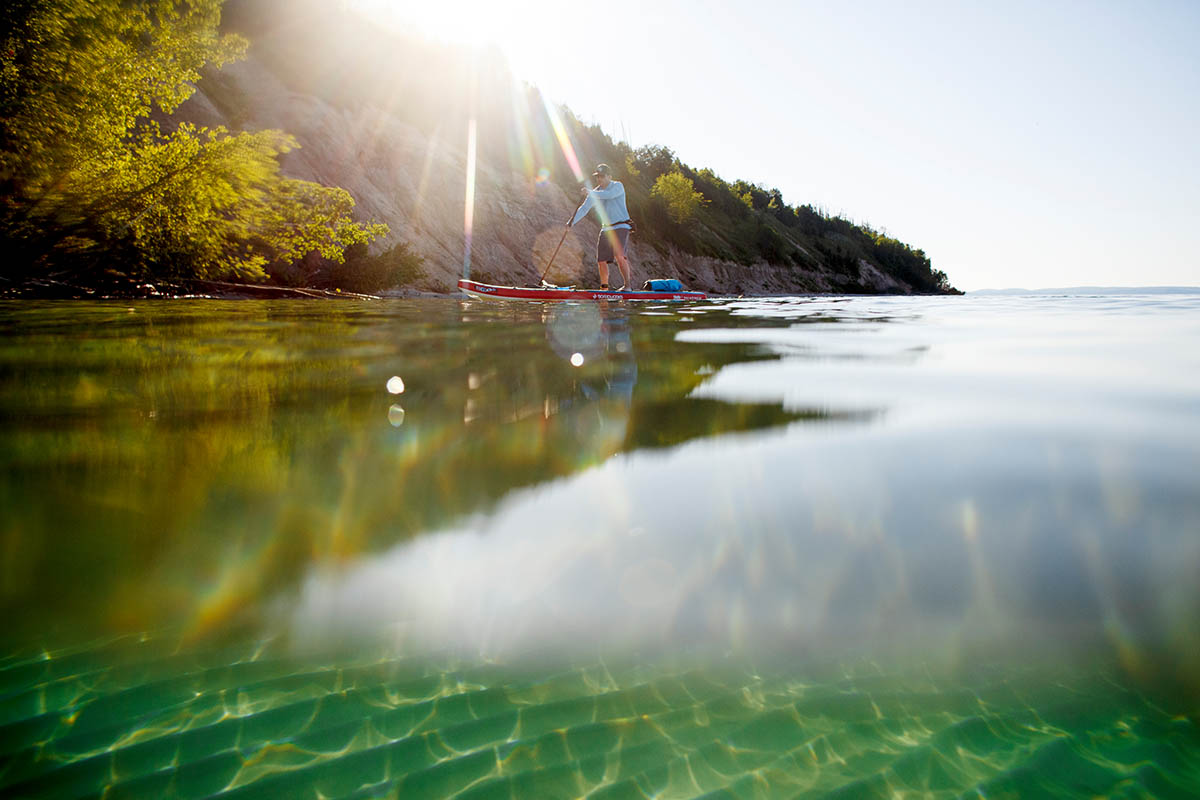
[0,0,385,284]
[733,181,770,211]
[650,172,705,225]
[198,65,252,129]
[794,204,826,235]
[628,145,676,183]
[96,123,383,282]
[754,223,792,265]
[1,0,244,185]
[931,269,955,293]
[766,189,798,227]
[322,241,427,293]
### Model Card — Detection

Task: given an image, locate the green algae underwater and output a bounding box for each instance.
[2,295,1199,798]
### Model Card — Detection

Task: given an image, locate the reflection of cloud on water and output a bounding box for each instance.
[280,296,1200,690]
[284,421,1200,688]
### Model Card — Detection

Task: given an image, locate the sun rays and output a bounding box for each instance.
[325,0,622,283]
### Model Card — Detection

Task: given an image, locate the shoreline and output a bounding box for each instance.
[2,277,960,301]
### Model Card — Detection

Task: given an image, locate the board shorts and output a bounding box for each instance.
[596,227,630,264]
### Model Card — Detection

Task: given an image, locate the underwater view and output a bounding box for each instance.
[2,293,1199,798]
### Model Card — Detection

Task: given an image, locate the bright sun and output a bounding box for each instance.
[350,0,585,83]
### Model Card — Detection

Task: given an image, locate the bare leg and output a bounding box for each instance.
[597,261,609,288]
[614,252,632,290]
[613,237,632,290]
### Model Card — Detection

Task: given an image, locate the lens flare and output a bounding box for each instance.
[541,95,584,184]
[463,118,477,277]
[535,167,551,185]
[387,405,406,427]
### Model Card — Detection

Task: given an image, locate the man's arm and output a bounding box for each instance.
[589,181,624,200]
[569,193,595,226]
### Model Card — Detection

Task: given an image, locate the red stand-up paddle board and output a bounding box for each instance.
[458,279,707,302]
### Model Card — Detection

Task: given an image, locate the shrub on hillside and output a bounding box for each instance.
[651,172,706,225]
[321,242,426,293]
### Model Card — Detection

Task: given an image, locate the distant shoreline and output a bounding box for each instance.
[969,286,1200,296]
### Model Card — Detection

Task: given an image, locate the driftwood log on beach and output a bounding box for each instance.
[185,280,380,300]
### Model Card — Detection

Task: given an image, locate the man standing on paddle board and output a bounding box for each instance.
[568,164,634,290]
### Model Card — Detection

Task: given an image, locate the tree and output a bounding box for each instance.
[0,0,385,283]
[651,171,705,225]
[732,180,769,211]
[766,188,798,227]
[629,145,676,182]
[690,167,747,219]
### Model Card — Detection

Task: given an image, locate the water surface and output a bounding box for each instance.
[1,294,1198,798]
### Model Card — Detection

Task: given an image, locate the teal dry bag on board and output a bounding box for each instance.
[643,279,683,292]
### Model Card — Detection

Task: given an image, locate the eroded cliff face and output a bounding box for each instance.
[179,55,919,295]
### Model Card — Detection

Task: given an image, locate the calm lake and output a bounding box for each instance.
[1,293,1198,798]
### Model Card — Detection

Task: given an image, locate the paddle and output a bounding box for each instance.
[539,199,586,286]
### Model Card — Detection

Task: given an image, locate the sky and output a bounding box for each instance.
[354,0,1200,291]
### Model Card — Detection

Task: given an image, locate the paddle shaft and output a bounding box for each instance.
[539,201,585,283]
